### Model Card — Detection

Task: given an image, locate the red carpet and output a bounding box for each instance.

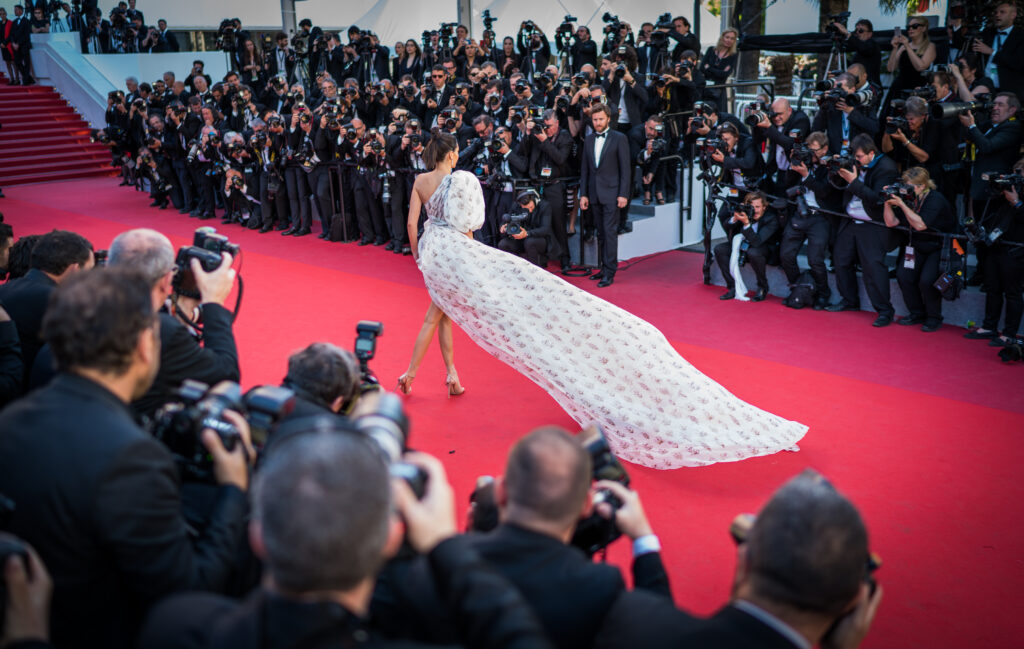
[2,178,1022,647]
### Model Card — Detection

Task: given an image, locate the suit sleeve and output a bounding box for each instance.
[580,141,590,199]
[991,36,1024,74]
[848,107,880,137]
[742,212,779,247]
[529,202,553,239]
[0,320,23,407]
[616,136,631,198]
[161,305,240,389]
[966,123,1021,154]
[631,552,672,599]
[93,438,248,603]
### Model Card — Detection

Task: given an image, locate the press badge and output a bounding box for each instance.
[541,167,552,178]
[903,246,915,269]
[728,187,739,197]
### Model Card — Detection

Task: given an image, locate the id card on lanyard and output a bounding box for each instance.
[841,113,851,154]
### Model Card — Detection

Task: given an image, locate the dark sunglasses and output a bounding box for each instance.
[855,28,869,34]
[431,74,445,78]
[908,23,925,30]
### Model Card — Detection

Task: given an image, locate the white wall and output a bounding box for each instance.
[764,1,907,36]
[84,51,231,88]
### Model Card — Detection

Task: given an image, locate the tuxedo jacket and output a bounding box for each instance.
[810,105,878,155]
[10,14,31,48]
[265,46,296,81]
[602,76,649,127]
[966,118,1022,200]
[579,128,631,206]
[0,268,56,384]
[674,604,805,649]
[719,207,780,251]
[755,110,811,179]
[983,26,1024,99]
[841,153,900,231]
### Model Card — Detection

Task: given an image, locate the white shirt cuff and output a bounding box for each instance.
[632,534,661,557]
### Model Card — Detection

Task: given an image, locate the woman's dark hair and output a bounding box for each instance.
[6,234,41,281]
[957,52,983,75]
[424,128,457,170]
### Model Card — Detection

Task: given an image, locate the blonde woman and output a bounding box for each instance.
[887,18,936,97]
[701,28,738,109]
[882,167,954,332]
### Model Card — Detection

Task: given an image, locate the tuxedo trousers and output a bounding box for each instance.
[834,222,894,317]
[592,200,619,278]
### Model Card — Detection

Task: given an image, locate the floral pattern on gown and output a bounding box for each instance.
[417,171,807,469]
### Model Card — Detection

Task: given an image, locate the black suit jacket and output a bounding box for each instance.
[580,129,631,206]
[718,134,763,187]
[841,153,900,230]
[0,373,248,649]
[265,46,296,81]
[603,76,649,128]
[966,118,1023,200]
[719,207,780,250]
[0,268,56,384]
[755,110,811,180]
[810,105,879,155]
[675,604,804,649]
[132,304,240,419]
[10,14,31,48]
[984,26,1024,99]
[0,320,22,408]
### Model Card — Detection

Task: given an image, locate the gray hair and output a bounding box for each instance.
[108,228,175,287]
[254,431,392,592]
[125,76,138,85]
[904,96,928,118]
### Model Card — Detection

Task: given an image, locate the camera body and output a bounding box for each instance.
[569,425,631,556]
[354,320,383,391]
[825,11,851,39]
[983,171,1024,194]
[931,97,993,120]
[172,227,240,299]
[886,116,910,134]
[880,182,916,201]
[790,142,815,166]
[502,209,530,237]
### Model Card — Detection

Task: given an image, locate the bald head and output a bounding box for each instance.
[846,63,867,86]
[770,98,792,124]
[109,229,174,285]
[504,427,592,529]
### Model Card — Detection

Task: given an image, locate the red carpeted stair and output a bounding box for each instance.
[0,71,116,186]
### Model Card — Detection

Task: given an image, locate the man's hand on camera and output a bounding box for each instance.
[1,535,52,646]
[792,160,809,177]
[592,480,654,541]
[203,410,254,491]
[734,211,750,226]
[756,116,771,129]
[191,252,236,306]
[393,451,458,553]
[711,149,725,163]
[1004,187,1019,204]
[835,99,853,114]
[821,583,883,649]
[959,111,976,128]
[832,22,849,38]
[838,167,858,184]
[513,229,528,240]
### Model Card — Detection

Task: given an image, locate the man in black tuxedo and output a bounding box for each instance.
[833,18,881,87]
[10,4,33,85]
[827,134,901,326]
[519,109,573,271]
[152,19,179,52]
[810,73,879,155]
[974,1,1024,100]
[0,230,93,386]
[580,104,631,287]
[714,191,779,301]
[104,229,240,419]
[0,268,251,649]
[141,427,553,649]
[709,121,764,190]
[265,31,294,83]
[751,98,810,196]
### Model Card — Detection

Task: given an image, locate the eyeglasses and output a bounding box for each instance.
[431,74,445,78]
[855,28,868,34]
[908,24,925,30]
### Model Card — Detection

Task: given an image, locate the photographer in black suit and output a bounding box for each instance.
[0,268,251,649]
[810,73,879,156]
[784,132,839,309]
[579,104,631,287]
[750,97,810,196]
[709,122,763,190]
[106,229,240,419]
[498,189,557,267]
[833,18,882,86]
[141,429,553,649]
[0,230,94,386]
[973,1,1024,99]
[827,134,901,326]
[714,191,779,302]
[278,342,360,422]
[519,109,573,271]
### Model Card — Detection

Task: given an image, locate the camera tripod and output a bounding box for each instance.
[823,38,848,76]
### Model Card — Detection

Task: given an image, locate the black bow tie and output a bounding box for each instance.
[595,132,607,139]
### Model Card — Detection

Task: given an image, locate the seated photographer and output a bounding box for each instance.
[783,132,839,309]
[751,97,810,196]
[964,159,1024,346]
[141,430,554,649]
[682,100,746,150]
[634,116,669,204]
[828,134,900,327]
[811,72,880,156]
[714,191,779,301]
[105,229,240,419]
[0,268,252,649]
[882,167,955,332]
[0,229,94,387]
[498,189,558,267]
[279,342,360,421]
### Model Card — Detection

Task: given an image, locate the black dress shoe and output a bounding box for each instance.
[317,232,329,239]
[199,213,216,220]
[373,238,388,247]
[597,277,614,287]
[357,238,372,246]
[248,220,262,230]
[158,201,169,210]
[588,271,604,280]
[392,246,403,254]
[149,199,162,207]
[275,222,290,231]
[989,336,1011,347]
[293,228,311,237]
[872,315,893,328]
[561,264,572,274]
[259,224,273,233]
[719,289,736,300]
[384,241,395,251]
[964,329,996,339]
[401,246,412,255]
[825,302,859,312]
[921,321,942,333]
[178,208,191,215]
[751,287,769,302]
[813,297,829,311]
[898,315,925,326]
[281,228,297,236]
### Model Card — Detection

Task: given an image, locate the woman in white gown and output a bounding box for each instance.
[404,132,807,469]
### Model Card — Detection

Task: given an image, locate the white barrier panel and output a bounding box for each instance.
[30,32,111,127]
[84,51,231,90]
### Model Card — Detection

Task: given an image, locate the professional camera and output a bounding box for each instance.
[557,14,577,35]
[699,137,728,155]
[108,89,125,104]
[570,424,631,556]
[823,153,855,172]
[908,85,936,100]
[503,209,530,237]
[815,89,844,110]
[880,182,915,201]
[744,101,774,126]
[982,171,1024,194]
[731,201,756,220]
[655,12,674,30]
[885,116,910,134]
[150,380,295,481]
[846,86,875,107]
[614,62,627,79]
[790,142,815,166]
[131,97,147,111]
[961,213,1004,246]
[825,11,851,39]
[350,392,427,498]
[216,18,237,52]
[172,227,240,299]
[481,9,496,31]
[815,76,841,92]
[931,97,993,120]
[485,136,505,155]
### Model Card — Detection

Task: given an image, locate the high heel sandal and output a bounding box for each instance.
[445,373,465,397]
[642,192,651,206]
[396,373,415,395]
[656,194,665,205]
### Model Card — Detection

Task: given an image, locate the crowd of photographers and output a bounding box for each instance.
[691,5,1023,353]
[91,12,732,271]
[0,218,882,649]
